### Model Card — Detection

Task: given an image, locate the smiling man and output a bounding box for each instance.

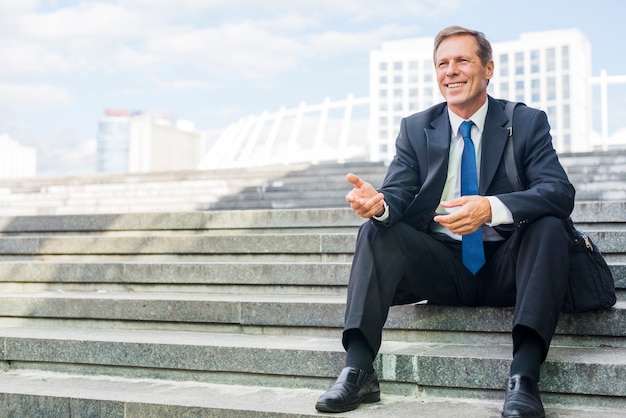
[315,26,575,418]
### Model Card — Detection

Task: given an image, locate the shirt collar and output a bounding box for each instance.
[448,99,489,138]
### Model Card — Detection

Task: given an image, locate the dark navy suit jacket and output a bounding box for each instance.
[375,96,575,235]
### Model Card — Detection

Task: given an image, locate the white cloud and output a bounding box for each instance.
[0,40,70,76]
[15,2,147,42]
[146,23,307,78]
[306,24,418,56]
[0,83,72,110]
[0,1,38,14]
[0,0,463,82]
[150,77,215,92]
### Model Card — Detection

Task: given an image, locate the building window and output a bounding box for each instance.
[547,77,556,101]
[393,61,403,71]
[500,53,509,77]
[515,52,524,75]
[379,76,387,84]
[379,62,387,71]
[380,89,388,98]
[393,75,403,84]
[500,82,510,99]
[563,104,570,130]
[561,46,570,70]
[562,75,570,99]
[530,50,540,73]
[515,80,525,101]
[531,79,540,102]
[546,48,555,72]
[408,61,418,70]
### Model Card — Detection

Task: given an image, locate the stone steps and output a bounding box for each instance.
[9,370,623,418]
[0,152,625,215]
[1,327,625,398]
[0,203,624,415]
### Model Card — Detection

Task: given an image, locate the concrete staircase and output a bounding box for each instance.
[1,149,625,217]
[0,162,389,216]
[558,151,626,201]
[0,202,624,417]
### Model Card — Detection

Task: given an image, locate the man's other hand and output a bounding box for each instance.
[433,196,492,235]
[345,173,386,219]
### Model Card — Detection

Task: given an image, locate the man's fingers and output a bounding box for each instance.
[346,173,364,189]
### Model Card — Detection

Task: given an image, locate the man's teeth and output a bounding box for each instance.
[448,83,464,88]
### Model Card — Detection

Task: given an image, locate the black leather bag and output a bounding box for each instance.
[561,218,616,312]
[503,102,616,313]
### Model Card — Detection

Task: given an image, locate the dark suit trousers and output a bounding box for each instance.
[343,216,570,360]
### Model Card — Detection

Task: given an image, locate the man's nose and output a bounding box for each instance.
[446,61,459,75]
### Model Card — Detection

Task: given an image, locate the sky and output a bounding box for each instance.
[1,0,625,176]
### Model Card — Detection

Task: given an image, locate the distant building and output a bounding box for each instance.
[0,134,37,178]
[97,109,203,173]
[201,28,624,168]
[369,29,592,162]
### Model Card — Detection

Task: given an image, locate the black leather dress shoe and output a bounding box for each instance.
[502,374,545,418]
[315,367,380,413]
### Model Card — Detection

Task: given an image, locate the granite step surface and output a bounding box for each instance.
[0,327,625,410]
[2,369,626,418]
[0,291,624,340]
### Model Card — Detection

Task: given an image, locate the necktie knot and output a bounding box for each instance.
[460,120,473,140]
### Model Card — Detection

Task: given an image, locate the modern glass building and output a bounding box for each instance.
[96,109,132,173]
[96,109,203,173]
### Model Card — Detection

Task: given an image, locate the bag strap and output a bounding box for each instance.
[503,101,524,192]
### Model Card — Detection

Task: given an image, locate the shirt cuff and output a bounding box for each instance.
[486,196,513,226]
[372,200,390,222]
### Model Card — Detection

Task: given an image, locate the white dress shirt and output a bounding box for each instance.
[375,99,513,241]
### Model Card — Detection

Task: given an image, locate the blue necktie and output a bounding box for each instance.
[459,120,485,274]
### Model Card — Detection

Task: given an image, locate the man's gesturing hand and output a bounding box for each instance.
[433,196,492,235]
[345,173,386,219]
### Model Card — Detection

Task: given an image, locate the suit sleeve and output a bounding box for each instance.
[374,117,424,226]
[496,108,575,227]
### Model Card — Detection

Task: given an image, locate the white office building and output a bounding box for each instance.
[97,109,203,173]
[369,29,592,162]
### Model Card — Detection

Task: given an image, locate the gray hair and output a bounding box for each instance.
[433,25,493,66]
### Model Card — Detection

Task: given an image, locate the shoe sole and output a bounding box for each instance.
[315,391,381,413]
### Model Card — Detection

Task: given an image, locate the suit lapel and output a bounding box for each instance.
[423,110,451,200]
[479,98,509,195]
[402,109,451,226]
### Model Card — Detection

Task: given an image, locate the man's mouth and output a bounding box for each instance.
[447,82,465,88]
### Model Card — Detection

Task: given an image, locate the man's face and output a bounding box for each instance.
[435,34,494,118]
